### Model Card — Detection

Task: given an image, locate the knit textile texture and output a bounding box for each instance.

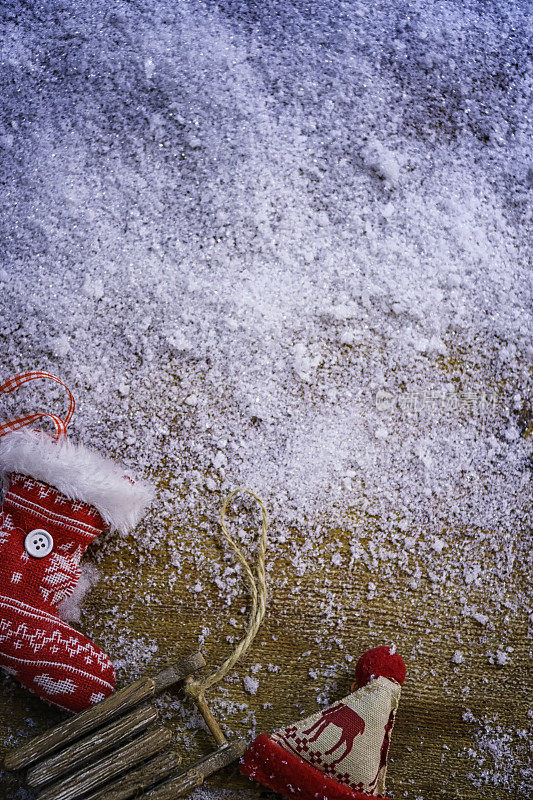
[241,734,393,800]
[241,663,403,800]
[0,473,115,711]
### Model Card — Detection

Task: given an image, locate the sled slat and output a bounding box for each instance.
[26,704,158,789]
[5,679,156,771]
[81,750,183,800]
[5,652,205,771]
[37,727,174,800]
[152,652,206,693]
[143,740,247,799]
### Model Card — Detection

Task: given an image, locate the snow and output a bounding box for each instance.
[57,564,100,623]
[0,0,531,796]
[243,675,259,695]
[462,711,532,796]
[451,650,464,665]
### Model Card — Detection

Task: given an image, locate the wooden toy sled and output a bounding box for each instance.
[4,652,247,800]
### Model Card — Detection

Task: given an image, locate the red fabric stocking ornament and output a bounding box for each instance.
[240,646,406,800]
[0,373,153,712]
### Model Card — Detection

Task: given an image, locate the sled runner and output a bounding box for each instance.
[5,651,246,799]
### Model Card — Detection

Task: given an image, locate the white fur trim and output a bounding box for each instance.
[0,429,154,534]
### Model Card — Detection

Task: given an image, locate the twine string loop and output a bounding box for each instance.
[185,487,268,702]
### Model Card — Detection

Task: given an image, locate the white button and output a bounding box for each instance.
[24,529,54,558]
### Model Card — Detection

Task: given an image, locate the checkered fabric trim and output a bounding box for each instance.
[271,676,401,795]
[0,372,75,440]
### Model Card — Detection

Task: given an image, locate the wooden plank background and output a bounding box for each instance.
[0,492,530,800]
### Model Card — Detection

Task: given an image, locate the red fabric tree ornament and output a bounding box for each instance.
[0,373,153,712]
[240,646,406,800]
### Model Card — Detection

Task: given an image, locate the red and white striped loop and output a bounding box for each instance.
[0,371,75,440]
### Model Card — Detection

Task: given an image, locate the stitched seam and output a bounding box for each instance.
[0,653,114,689]
[4,494,99,538]
[0,595,78,629]
[6,490,99,533]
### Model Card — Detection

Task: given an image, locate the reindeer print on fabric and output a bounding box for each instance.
[303,703,366,766]
[241,646,406,800]
[271,676,401,793]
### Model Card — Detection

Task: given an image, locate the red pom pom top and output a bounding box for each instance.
[352,645,406,690]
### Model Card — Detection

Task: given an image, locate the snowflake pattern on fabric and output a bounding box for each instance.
[0,474,115,711]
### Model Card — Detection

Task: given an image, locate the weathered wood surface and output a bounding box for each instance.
[26,704,159,789]
[4,652,202,773]
[186,685,227,747]
[0,495,529,800]
[144,768,203,799]
[143,741,248,799]
[37,727,174,800]
[152,652,206,693]
[81,750,183,800]
[4,678,156,772]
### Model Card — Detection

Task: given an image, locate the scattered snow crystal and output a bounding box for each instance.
[243,676,259,695]
[452,651,464,665]
[0,1,530,796]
